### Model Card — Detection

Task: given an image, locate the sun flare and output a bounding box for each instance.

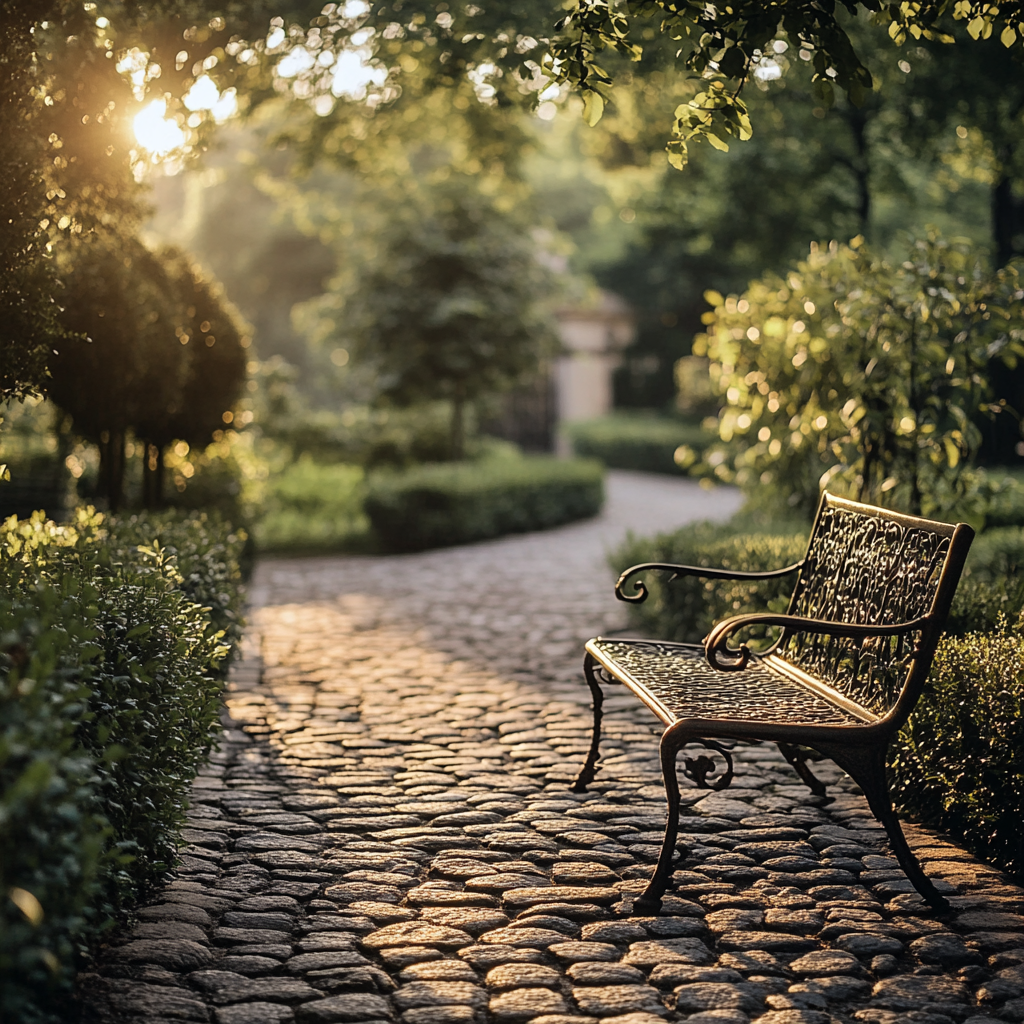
[133,99,185,155]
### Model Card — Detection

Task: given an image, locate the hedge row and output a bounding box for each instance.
[613,517,1024,880]
[365,456,604,552]
[565,414,711,475]
[0,509,245,1023]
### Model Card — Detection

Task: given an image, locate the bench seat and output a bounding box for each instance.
[587,638,867,727]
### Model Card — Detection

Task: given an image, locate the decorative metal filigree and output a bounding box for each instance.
[782,504,949,716]
[590,640,858,725]
[681,739,735,790]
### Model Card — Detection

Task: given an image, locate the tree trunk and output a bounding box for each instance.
[451,394,465,461]
[992,163,1019,268]
[847,106,871,239]
[142,443,165,509]
[99,430,126,511]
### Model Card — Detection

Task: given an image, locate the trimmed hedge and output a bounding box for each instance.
[0,509,245,1022]
[889,630,1024,880]
[254,457,369,553]
[365,456,604,552]
[565,414,711,475]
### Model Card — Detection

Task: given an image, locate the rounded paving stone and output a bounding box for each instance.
[480,926,569,949]
[573,984,668,1017]
[486,964,563,989]
[113,939,215,971]
[550,941,621,963]
[789,950,863,977]
[489,987,569,1021]
[910,933,982,968]
[393,980,487,1009]
[215,1002,295,1024]
[294,992,393,1022]
[362,922,473,950]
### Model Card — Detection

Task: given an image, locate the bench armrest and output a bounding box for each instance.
[615,560,804,604]
[704,611,932,671]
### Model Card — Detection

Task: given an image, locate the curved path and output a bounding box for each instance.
[79,472,1023,1024]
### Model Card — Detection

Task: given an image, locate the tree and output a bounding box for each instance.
[694,235,1024,518]
[47,234,186,510]
[316,176,556,458]
[135,249,249,508]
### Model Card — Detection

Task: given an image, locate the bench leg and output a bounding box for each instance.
[777,742,828,798]
[820,743,950,913]
[634,728,686,914]
[571,651,604,793]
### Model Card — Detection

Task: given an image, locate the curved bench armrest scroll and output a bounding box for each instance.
[615,560,804,605]
[704,611,932,671]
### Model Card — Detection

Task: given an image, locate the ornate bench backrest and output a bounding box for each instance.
[779,493,972,720]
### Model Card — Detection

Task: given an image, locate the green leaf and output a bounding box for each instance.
[582,90,605,127]
[706,133,730,152]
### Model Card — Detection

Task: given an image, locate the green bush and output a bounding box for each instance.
[890,630,1024,880]
[365,456,604,552]
[983,471,1024,528]
[565,414,711,475]
[254,457,369,553]
[612,519,808,647]
[0,509,244,1021]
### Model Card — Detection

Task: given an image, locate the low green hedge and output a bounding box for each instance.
[889,629,1024,880]
[0,509,245,1022]
[365,456,604,552]
[254,457,369,554]
[565,414,711,475]
[615,515,1024,881]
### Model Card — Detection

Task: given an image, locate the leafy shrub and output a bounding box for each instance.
[946,526,1024,633]
[254,457,369,553]
[565,414,711,475]
[983,471,1024,528]
[612,519,808,647]
[695,235,1024,518]
[365,456,604,552]
[890,630,1024,880]
[0,509,244,1021]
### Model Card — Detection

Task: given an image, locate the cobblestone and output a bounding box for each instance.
[76,473,1024,1023]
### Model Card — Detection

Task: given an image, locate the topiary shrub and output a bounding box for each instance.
[565,414,711,475]
[365,456,604,552]
[890,629,1024,880]
[0,508,245,1021]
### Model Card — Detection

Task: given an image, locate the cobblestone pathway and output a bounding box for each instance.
[80,473,1024,1024]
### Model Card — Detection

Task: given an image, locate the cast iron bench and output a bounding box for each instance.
[572,491,974,913]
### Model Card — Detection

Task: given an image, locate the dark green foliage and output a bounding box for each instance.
[948,527,1024,633]
[0,509,245,1021]
[566,415,711,474]
[136,250,249,507]
[612,519,808,646]
[322,175,556,458]
[890,631,1024,880]
[365,457,605,552]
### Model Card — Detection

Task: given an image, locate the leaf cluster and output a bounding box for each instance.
[0,508,246,1020]
[694,234,1024,517]
[548,1,1024,166]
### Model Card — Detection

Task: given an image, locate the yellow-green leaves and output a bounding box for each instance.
[582,89,605,126]
[693,234,1024,518]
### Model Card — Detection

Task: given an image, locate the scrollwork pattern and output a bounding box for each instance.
[782,505,949,716]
